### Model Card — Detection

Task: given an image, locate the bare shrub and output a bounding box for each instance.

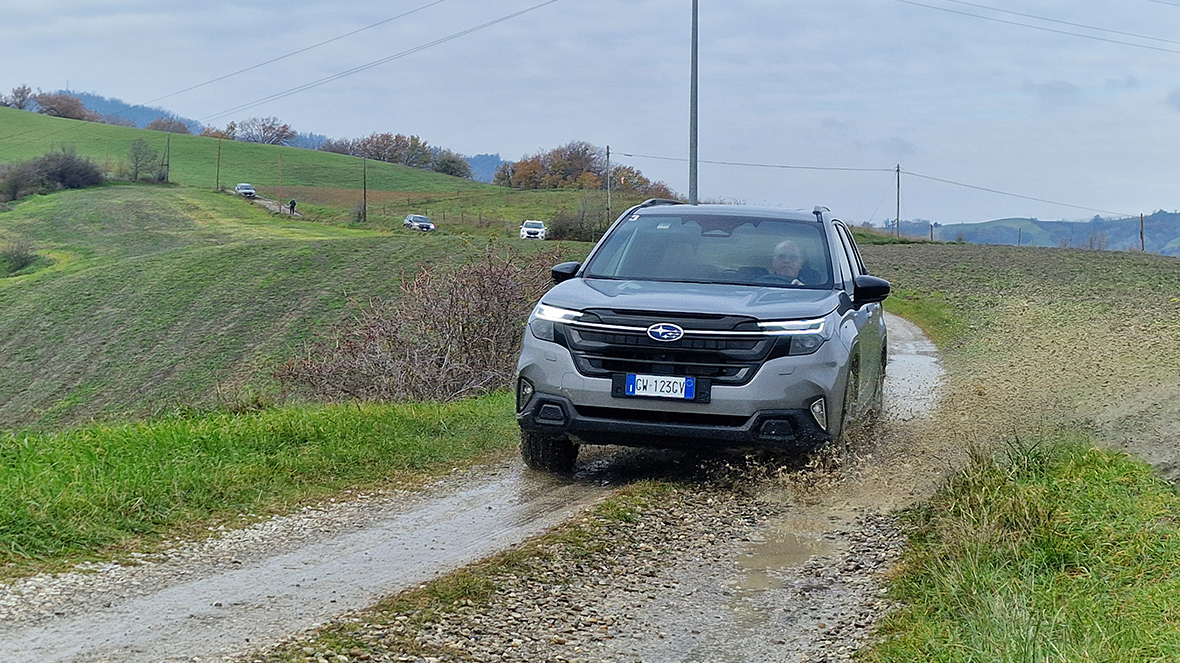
[275,245,567,402]
[0,147,104,201]
[2,239,36,274]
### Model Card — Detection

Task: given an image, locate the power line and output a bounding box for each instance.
[617,151,1133,217]
[895,0,1180,55]
[137,0,449,110]
[940,0,1180,46]
[200,0,561,123]
[1147,0,1180,8]
[620,152,893,173]
[901,169,1133,217]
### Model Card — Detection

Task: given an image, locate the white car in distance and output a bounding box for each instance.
[520,220,547,240]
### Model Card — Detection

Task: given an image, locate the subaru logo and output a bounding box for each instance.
[647,323,684,342]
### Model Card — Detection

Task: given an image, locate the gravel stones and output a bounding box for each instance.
[247,478,906,663]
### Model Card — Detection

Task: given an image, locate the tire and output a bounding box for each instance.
[520,430,579,474]
[866,349,886,421]
[833,360,860,445]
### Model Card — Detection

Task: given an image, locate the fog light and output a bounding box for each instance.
[809,398,827,430]
[538,404,565,422]
[516,377,534,412]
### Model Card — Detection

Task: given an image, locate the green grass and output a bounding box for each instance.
[0,392,518,572]
[858,242,1180,661]
[867,431,1180,662]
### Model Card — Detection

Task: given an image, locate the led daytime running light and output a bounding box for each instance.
[757,318,826,336]
[534,304,583,323]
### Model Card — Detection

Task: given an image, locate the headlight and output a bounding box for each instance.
[758,317,830,356]
[529,304,582,342]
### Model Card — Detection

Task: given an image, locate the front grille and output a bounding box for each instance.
[557,309,788,385]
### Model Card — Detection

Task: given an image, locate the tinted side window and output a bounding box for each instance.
[835,223,868,275]
[830,224,855,291]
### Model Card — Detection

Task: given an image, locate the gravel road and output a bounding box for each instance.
[0,313,943,663]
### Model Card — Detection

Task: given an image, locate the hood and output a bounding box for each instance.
[542,278,843,321]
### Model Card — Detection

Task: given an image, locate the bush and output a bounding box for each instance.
[275,245,566,402]
[2,239,36,275]
[0,147,105,202]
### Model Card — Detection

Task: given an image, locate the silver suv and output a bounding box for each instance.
[515,200,890,473]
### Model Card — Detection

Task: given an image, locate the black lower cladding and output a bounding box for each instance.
[517,393,829,450]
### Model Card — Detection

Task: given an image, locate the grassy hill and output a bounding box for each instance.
[0,183,586,430]
[0,108,651,233]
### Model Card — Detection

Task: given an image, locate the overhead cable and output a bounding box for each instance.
[138,0,450,109]
[895,0,1180,55]
[199,0,561,123]
[617,151,1133,217]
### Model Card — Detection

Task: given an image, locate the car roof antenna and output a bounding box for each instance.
[812,206,829,222]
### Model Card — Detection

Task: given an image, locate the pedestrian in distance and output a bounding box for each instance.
[288,200,297,215]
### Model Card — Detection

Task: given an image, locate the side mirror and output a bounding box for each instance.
[551,261,581,284]
[853,275,890,307]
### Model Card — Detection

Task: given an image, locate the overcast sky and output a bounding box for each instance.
[4,0,1180,224]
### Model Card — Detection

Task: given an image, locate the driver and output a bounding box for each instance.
[770,240,816,285]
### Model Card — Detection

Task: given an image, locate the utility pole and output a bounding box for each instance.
[895,165,901,237]
[1141,213,1146,252]
[688,0,698,205]
[278,154,283,211]
[1017,227,1022,247]
[605,145,612,223]
[215,138,222,191]
[362,157,368,222]
[160,134,171,183]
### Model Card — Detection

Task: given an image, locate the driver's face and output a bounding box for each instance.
[772,249,803,277]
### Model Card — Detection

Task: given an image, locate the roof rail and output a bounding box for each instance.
[637,198,685,209]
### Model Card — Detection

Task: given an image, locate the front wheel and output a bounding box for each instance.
[520,431,579,474]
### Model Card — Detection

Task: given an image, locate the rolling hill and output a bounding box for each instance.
[0,183,559,430]
[900,212,1180,257]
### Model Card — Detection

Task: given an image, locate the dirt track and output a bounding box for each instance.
[0,313,943,662]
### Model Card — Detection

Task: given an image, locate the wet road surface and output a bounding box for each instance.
[0,467,607,662]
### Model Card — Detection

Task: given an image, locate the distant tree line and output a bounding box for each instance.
[315,132,473,179]
[492,141,675,198]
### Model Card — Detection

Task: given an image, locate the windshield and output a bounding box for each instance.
[584,214,834,288]
[524,221,544,228]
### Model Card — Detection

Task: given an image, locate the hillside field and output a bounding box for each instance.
[0,184,587,430]
[0,108,653,233]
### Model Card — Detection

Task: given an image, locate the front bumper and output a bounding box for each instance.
[517,392,829,450]
[515,334,847,451]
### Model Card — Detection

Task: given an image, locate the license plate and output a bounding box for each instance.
[625,374,695,399]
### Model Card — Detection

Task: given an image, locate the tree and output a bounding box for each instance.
[199,121,237,140]
[146,116,192,134]
[354,132,403,162]
[509,157,545,189]
[404,135,432,168]
[8,85,32,110]
[432,150,473,178]
[127,139,158,181]
[237,116,296,145]
[319,138,357,155]
[493,162,514,186]
[32,93,100,121]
